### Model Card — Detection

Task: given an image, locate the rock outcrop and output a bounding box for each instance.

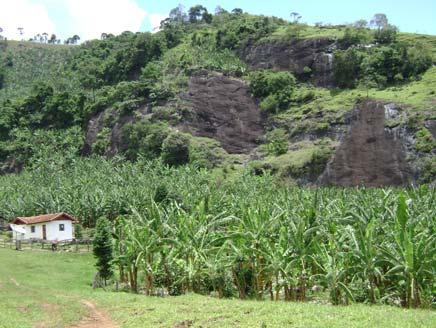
[319,100,413,187]
[181,71,264,154]
[240,38,336,87]
[83,105,150,156]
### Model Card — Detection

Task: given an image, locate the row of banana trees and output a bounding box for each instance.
[0,157,434,308]
[111,191,434,308]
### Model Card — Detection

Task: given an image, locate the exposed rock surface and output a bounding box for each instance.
[83,105,150,156]
[240,38,336,87]
[181,71,264,154]
[319,100,413,187]
[425,120,436,139]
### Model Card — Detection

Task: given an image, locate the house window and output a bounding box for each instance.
[31,226,35,233]
[59,224,65,231]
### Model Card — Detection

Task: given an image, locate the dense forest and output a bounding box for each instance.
[0,4,435,310]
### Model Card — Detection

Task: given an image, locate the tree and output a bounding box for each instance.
[93,217,114,284]
[48,34,56,44]
[161,132,190,166]
[169,4,188,23]
[231,8,243,15]
[72,35,80,44]
[370,13,388,30]
[17,27,24,40]
[290,12,301,23]
[189,5,207,23]
[354,19,368,29]
[374,24,398,44]
[215,6,227,15]
[333,48,365,88]
[42,32,48,43]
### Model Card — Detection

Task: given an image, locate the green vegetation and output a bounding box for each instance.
[1,248,435,328]
[161,131,190,166]
[415,128,436,152]
[249,70,296,112]
[0,157,434,309]
[0,6,435,177]
[93,217,114,283]
[0,7,435,324]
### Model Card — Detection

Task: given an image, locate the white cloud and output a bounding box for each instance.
[65,0,147,40]
[148,13,167,32]
[0,0,56,40]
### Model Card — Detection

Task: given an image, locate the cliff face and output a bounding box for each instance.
[181,71,264,154]
[319,100,413,187]
[83,105,150,156]
[240,38,336,87]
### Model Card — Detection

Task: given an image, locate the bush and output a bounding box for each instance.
[333,48,365,88]
[340,27,373,47]
[92,128,111,156]
[415,128,435,153]
[122,121,169,160]
[215,14,278,50]
[161,132,190,166]
[374,24,398,44]
[265,129,288,156]
[249,70,296,112]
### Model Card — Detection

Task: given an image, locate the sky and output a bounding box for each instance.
[0,0,435,42]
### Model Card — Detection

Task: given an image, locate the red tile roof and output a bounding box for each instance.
[12,213,78,225]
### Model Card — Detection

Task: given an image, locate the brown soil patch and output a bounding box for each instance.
[70,300,118,328]
[174,320,193,328]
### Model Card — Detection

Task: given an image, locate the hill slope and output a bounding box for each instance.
[0,9,435,185]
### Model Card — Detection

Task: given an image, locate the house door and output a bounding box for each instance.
[42,225,47,240]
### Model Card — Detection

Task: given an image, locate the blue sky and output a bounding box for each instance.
[1,0,435,41]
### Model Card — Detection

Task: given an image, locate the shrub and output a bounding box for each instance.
[249,70,296,112]
[415,128,435,153]
[340,27,373,47]
[122,121,169,160]
[161,132,190,166]
[333,48,365,88]
[374,24,398,44]
[92,128,111,156]
[265,129,288,156]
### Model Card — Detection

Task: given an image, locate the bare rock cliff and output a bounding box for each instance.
[319,100,413,187]
[181,71,264,154]
[240,38,336,87]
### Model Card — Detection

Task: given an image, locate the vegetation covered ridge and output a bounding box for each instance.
[0,6,434,184]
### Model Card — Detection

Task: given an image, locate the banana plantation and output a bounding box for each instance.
[0,157,434,308]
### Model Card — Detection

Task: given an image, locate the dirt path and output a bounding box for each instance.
[70,300,118,328]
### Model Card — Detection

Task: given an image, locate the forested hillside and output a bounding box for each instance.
[0,6,435,184]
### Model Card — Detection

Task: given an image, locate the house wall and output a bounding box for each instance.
[24,220,74,241]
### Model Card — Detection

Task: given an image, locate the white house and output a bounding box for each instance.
[11,213,78,241]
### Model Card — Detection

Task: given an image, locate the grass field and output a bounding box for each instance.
[0,248,434,328]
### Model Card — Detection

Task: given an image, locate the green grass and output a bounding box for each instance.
[0,248,434,328]
[397,32,436,60]
[0,40,79,101]
[262,24,345,42]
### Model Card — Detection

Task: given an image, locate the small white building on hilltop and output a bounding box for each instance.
[11,213,78,241]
